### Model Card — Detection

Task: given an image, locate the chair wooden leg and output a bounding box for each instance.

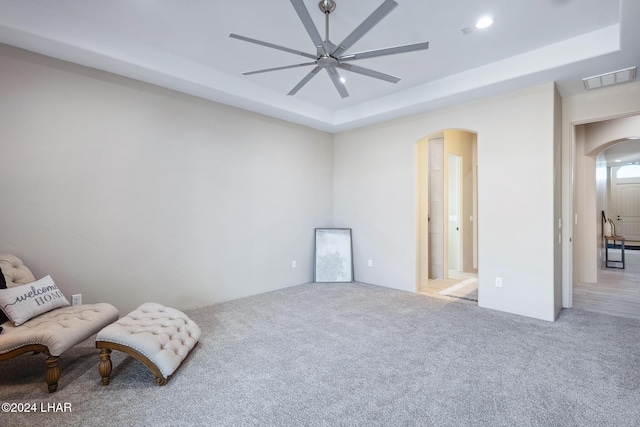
[99,348,112,386]
[45,356,60,393]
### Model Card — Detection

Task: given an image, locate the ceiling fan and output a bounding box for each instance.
[229,0,429,98]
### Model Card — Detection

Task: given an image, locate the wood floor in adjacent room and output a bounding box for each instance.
[419,270,478,305]
[574,248,640,320]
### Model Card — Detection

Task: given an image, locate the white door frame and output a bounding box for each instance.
[563,112,640,308]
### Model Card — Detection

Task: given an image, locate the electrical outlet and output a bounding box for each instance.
[367,259,373,267]
[72,294,82,306]
[292,260,297,269]
[495,278,502,288]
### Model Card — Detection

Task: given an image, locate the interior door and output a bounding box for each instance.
[612,166,640,241]
[448,153,461,272]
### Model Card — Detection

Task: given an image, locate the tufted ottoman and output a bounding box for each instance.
[95,302,201,386]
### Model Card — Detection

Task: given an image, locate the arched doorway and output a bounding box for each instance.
[571,114,640,319]
[417,129,478,303]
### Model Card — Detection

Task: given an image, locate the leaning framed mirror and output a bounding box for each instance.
[314,228,354,282]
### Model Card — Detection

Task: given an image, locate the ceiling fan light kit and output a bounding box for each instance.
[229,0,430,98]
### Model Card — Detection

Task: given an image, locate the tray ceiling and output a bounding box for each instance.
[0,0,638,132]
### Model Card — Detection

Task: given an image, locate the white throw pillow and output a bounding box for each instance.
[0,275,70,326]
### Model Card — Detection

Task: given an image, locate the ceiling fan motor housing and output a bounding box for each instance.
[317,55,338,68]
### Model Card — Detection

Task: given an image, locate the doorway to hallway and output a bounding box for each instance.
[570,115,640,319]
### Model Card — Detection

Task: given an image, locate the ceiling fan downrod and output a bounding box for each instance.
[319,0,336,44]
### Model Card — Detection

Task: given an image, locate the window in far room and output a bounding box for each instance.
[616,164,640,179]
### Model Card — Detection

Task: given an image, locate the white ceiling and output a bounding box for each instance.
[0,0,638,133]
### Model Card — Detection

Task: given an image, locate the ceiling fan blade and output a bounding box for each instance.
[326,67,349,98]
[330,0,398,58]
[243,62,317,76]
[290,0,326,55]
[337,63,400,83]
[288,66,322,95]
[229,34,317,60]
[339,41,430,62]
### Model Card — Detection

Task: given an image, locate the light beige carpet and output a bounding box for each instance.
[1,282,638,426]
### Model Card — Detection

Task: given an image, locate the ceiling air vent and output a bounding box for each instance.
[582,66,637,90]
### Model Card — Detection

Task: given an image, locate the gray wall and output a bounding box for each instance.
[0,45,333,314]
[1,42,589,322]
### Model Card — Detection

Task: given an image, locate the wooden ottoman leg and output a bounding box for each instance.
[99,348,113,386]
[45,356,60,393]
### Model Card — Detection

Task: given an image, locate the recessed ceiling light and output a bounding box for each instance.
[615,159,622,162]
[340,77,346,83]
[628,137,640,140]
[475,16,494,29]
